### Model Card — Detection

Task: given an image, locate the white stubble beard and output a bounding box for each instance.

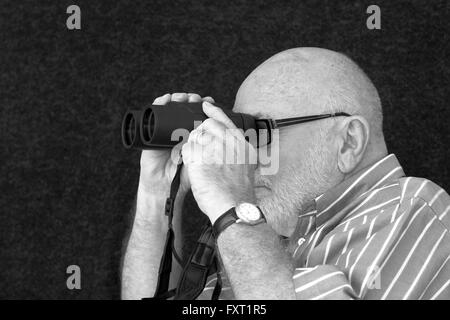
[255,137,337,237]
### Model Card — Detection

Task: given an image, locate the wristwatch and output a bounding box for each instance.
[212,203,266,239]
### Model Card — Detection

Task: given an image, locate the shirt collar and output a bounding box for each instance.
[313,154,405,228]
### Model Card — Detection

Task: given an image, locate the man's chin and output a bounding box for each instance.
[255,194,297,237]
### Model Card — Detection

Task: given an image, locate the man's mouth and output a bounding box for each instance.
[254,177,271,190]
[254,184,271,191]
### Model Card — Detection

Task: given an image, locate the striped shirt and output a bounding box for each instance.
[197,154,450,300]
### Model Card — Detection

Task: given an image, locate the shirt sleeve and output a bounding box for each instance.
[293,265,357,300]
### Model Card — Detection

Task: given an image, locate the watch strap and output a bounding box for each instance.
[212,207,238,239]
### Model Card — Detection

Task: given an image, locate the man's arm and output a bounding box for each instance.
[216,221,359,300]
[121,180,184,300]
[121,182,167,300]
[217,222,296,299]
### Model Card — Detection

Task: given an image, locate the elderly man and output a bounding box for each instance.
[121,48,450,300]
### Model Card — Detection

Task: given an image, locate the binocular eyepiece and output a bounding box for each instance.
[121,101,274,149]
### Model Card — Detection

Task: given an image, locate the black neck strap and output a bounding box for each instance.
[152,157,222,300]
[153,159,184,299]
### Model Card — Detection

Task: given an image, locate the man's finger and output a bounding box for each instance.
[202,101,237,129]
[188,93,202,102]
[153,93,171,105]
[171,92,189,102]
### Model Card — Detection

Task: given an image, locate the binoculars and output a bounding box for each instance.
[121,101,275,149]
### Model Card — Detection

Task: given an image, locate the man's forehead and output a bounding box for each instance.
[232,62,326,119]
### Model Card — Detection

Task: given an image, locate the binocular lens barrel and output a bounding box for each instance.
[121,101,270,149]
[121,109,145,149]
[141,108,156,143]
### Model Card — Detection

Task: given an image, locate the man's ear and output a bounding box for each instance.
[336,116,370,174]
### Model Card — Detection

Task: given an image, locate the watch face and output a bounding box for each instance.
[236,203,262,222]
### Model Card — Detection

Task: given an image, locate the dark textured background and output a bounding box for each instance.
[1,0,449,299]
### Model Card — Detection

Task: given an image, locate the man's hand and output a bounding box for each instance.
[138,93,215,216]
[181,101,257,224]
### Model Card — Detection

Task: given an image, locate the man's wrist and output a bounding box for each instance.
[212,202,266,240]
[136,173,187,206]
[207,193,257,224]
[135,179,187,233]
[208,202,236,225]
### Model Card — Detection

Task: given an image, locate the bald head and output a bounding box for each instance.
[235,47,386,148]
